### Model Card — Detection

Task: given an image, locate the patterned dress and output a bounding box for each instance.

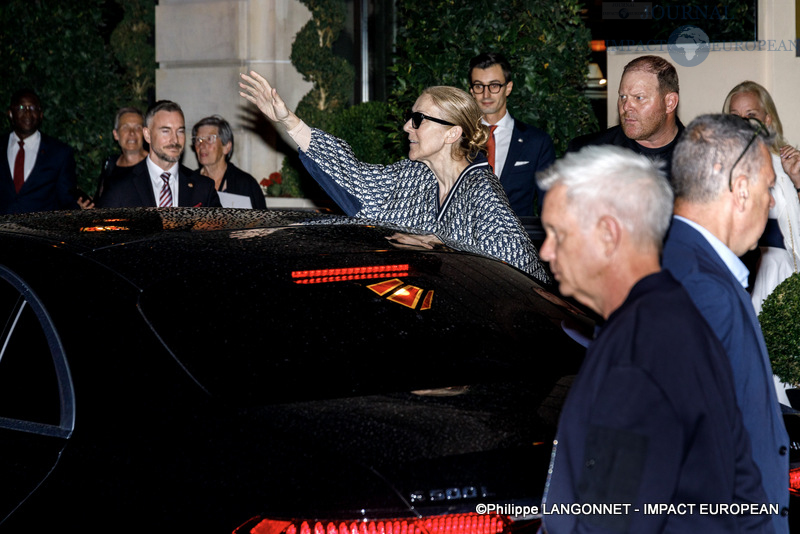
[299,128,550,283]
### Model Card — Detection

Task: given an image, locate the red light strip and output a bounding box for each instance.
[247,513,512,534]
[79,226,130,232]
[790,466,800,496]
[292,265,410,285]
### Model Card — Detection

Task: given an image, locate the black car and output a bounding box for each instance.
[0,208,592,532]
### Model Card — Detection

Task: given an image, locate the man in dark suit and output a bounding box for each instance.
[97,100,221,208]
[537,145,772,534]
[468,53,554,217]
[568,55,683,182]
[1,88,79,214]
[663,114,789,533]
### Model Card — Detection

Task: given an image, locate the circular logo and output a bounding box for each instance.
[668,25,710,67]
[618,8,629,19]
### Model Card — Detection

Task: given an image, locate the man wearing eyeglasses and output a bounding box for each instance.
[468,53,555,217]
[97,100,221,209]
[1,88,79,214]
[568,55,684,182]
[662,114,789,534]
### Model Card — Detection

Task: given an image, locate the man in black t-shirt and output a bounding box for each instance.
[568,55,683,181]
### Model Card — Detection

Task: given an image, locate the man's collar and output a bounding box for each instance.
[11,130,40,144]
[146,155,179,178]
[482,111,513,129]
[673,215,750,288]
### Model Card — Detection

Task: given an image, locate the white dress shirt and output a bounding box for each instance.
[7,130,41,183]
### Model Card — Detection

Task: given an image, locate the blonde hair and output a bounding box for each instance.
[421,86,488,162]
[722,81,788,152]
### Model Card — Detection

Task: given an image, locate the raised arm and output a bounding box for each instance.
[239,71,310,151]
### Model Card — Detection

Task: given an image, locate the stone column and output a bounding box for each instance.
[155,0,312,190]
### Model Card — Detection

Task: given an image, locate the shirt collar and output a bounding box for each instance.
[146,156,179,182]
[674,215,750,288]
[481,111,514,130]
[10,130,40,147]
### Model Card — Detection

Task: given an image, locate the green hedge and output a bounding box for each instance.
[388,0,597,157]
[760,272,800,387]
[0,0,153,194]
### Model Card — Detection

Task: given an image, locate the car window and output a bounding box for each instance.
[0,266,73,435]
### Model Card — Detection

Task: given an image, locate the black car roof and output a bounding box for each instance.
[0,207,591,402]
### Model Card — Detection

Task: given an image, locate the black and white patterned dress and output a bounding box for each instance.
[299,128,550,283]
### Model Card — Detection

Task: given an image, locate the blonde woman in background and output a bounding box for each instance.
[724,81,800,406]
[724,81,800,314]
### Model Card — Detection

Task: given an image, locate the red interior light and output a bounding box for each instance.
[790,466,800,496]
[590,40,606,52]
[239,513,519,534]
[387,285,423,309]
[79,225,130,232]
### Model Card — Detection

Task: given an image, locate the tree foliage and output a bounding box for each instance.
[291,0,354,126]
[277,0,356,197]
[388,0,597,156]
[0,0,153,193]
[110,0,155,107]
[760,272,800,387]
[329,101,395,164]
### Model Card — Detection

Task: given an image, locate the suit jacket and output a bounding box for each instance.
[96,158,221,208]
[662,218,790,532]
[497,120,555,217]
[543,271,771,534]
[0,132,78,214]
[477,119,555,217]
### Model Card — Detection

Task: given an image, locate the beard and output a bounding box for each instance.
[153,144,182,163]
[620,112,666,142]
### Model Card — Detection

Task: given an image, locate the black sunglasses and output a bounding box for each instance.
[405,111,455,129]
[728,117,768,192]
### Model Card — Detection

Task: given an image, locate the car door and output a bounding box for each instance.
[0,265,74,524]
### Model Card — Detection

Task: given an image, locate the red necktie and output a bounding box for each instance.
[487,125,497,172]
[159,172,173,207]
[13,140,24,193]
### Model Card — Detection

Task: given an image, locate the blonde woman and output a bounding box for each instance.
[724,81,800,408]
[723,81,800,315]
[239,71,549,283]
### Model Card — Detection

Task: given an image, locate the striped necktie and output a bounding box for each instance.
[159,172,173,207]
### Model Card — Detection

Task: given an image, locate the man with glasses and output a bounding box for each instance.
[662,113,789,534]
[1,88,79,214]
[568,55,684,182]
[97,100,221,208]
[468,52,554,217]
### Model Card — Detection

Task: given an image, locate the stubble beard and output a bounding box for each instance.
[153,145,182,164]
